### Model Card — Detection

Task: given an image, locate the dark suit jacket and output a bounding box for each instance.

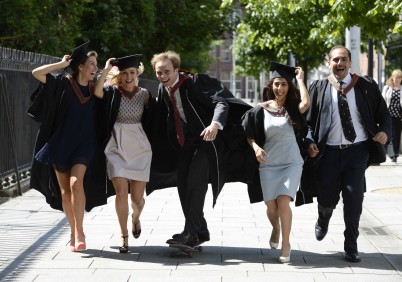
[147,72,262,205]
[305,75,391,153]
[298,74,392,205]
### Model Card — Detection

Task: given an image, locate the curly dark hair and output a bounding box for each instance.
[262,77,303,129]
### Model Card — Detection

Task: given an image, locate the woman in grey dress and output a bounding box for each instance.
[94,55,152,253]
[241,62,309,263]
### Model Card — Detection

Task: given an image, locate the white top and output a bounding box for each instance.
[326,73,368,145]
[164,76,223,129]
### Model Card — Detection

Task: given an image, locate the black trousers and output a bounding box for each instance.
[390,116,402,158]
[177,145,209,235]
[316,142,369,253]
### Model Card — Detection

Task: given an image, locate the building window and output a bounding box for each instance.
[220,40,232,62]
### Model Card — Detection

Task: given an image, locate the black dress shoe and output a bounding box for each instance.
[315,205,333,241]
[315,220,328,241]
[197,228,210,243]
[167,232,199,247]
[171,229,210,242]
[345,252,361,263]
[171,233,182,239]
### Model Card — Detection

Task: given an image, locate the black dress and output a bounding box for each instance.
[35,75,96,172]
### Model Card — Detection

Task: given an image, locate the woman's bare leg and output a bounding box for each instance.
[111,177,130,237]
[266,200,280,245]
[277,195,292,257]
[130,180,146,237]
[55,169,75,248]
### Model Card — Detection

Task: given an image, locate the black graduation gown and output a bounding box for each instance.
[299,75,392,206]
[27,73,110,212]
[146,72,263,205]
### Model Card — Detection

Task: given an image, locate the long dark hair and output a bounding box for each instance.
[262,77,303,129]
[71,51,98,79]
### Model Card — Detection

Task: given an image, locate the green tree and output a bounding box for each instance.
[82,0,232,72]
[0,0,91,55]
[223,0,402,77]
[0,0,233,73]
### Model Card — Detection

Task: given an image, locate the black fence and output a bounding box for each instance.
[0,47,159,195]
[0,47,59,195]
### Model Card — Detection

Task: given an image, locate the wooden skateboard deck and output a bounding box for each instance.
[168,243,203,257]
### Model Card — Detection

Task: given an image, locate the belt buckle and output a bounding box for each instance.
[339,144,352,149]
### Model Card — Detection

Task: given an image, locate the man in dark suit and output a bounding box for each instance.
[148,51,260,248]
[305,45,391,262]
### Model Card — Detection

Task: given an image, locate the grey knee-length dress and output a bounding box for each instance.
[259,109,303,201]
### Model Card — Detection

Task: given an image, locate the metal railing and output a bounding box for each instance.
[0,47,59,195]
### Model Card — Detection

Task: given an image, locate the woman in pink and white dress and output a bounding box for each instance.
[94,55,152,253]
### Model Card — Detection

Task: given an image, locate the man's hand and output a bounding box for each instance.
[308,143,320,157]
[372,131,388,145]
[201,122,219,141]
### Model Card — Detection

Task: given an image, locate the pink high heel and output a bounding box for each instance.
[75,234,86,251]
[70,234,76,252]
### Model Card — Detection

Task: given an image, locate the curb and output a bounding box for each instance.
[0,179,31,197]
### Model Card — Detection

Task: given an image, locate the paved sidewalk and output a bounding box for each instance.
[0,160,401,282]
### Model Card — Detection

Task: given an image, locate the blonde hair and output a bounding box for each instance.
[386,69,402,87]
[105,63,144,87]
[151,51,181,70]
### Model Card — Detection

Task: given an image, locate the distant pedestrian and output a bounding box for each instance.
[382,69,402,163]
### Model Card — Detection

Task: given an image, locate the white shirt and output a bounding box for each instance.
[326,73,368,145]
[165,76,223,129]
[165,76,187,123]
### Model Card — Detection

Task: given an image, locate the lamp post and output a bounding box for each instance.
[346,26,361,75]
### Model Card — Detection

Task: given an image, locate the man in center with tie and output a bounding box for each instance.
[305,45,391,262]
[148,51,261,248]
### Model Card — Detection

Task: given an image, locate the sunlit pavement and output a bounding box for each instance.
[0,158,401,281]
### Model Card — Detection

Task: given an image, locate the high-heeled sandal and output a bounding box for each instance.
[119,235,129,253]
[70,234,76,252]
[279,245,291,263]
[75,233,86,251]
[269,229,280,249]
[132,221,141,239]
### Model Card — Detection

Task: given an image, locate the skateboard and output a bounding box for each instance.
[168,243,203,258]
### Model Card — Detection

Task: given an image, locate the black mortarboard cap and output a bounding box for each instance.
[70,41,90,70]
[111,54,142,70]
[270,61,297,79]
